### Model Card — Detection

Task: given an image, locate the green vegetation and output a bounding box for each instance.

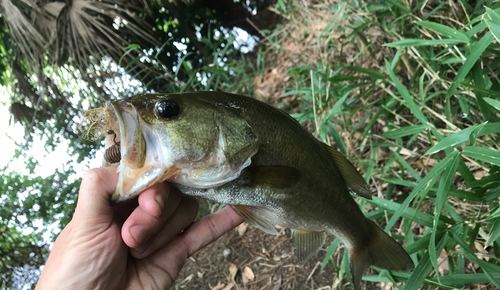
[2,0,500,289]
[268,1,500,289]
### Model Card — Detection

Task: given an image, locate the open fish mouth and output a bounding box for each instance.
[89,100,174,203]
[80,94,257,204]
[109,101,182,203]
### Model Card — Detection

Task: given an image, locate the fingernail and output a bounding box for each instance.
[132,245,147,256]
[130,225,146,245]
[155,194,164,211]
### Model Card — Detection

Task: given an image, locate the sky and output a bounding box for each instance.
[0,102,94,176]
[0,91,102,176]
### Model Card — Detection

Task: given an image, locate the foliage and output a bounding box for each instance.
[4,0,500,289]
[0,0,274,288]
[0,166,79,287]
[260,0,500,288]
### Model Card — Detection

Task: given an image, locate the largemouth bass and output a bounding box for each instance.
[93,92,413,289]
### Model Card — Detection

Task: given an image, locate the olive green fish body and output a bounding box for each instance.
[175,98,369,241]
[104,92,413,289]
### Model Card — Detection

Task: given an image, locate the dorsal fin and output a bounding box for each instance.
[322,143,372,199]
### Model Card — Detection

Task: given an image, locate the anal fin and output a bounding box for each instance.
[232,205,279,235]
[291,229,326,261]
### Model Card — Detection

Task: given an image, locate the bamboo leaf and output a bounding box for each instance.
[425,125,478,155]
[430,154,460,278]
[490,207,500,219]
[382,124,428,139]
[368,197,434,227]
[321,238,341,271]
[462,146,500,166]
[385,151,460,231]
[484,97,500,111]
[416,21,469,42]
[469,122,487,147]
[484,7,500,42]
[486,217,500,245]
[386,60,428,125]
[450,229,500,288]
[403,232,447,290]
[446,32,494,100]
[385,39,466,47]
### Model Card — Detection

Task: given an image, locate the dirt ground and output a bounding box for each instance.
[173,222,385,290]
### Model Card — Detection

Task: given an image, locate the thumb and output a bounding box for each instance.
[74,167,119,222]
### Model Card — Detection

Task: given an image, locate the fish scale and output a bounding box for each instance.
[101,92,414,289]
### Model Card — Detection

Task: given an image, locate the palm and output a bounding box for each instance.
[36,168,244,290]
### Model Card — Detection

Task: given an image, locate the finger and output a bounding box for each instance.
[180,206,243,256]
[147,206,243,281]
[122,183,182,248]
[130,195,198,259]
[74,167,119,222]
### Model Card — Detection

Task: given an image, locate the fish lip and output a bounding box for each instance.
[106,100,149,203]
[106,100,177,204]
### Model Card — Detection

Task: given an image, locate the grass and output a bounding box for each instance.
[237,0,500,289]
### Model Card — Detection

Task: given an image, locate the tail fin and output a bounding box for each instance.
[348,219,414,290]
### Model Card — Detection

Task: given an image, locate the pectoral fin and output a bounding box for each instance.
[322,144,372,199]
[251,166,301,189]
[232,205,279,235]
[291,229,326,261]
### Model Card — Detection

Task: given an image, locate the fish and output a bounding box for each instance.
[96,91,414,289]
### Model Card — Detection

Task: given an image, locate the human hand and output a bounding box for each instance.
[36,167,244,290]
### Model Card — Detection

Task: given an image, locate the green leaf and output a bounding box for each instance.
[430,154,460,278]
[484,97,500,111]
[416,21,469,42]
[486,218,500,245]
[382,124,428,139]
[380,0,410,13]
[450,229,500,288]
[469,122,487,147]
[385,151,460,231]
[425,125,478,155]
[386,60,428,125]
[342,66,387,79]
[446,32,494,100]
[327,122,346,155]
[471,63,492,121]
[321,238,340,271]
[462,146,500,166]
[385,39,466,47]
[431,273,500,285]
[484,7,500,42]
[368,197,434,227]
[381,178,482,201]
[403,232,448,290]
[477,122,500,136]
[277,0,286,13]
[458,82,500,98]
[326,91,350,117]
[119,44,140,66]
[490,207,500,219]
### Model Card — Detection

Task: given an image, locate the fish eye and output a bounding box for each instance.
[156,100,180,120]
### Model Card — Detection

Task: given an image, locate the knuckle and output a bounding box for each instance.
[83,168,107,184]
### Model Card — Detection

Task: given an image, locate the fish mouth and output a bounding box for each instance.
[105,100,175,203]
